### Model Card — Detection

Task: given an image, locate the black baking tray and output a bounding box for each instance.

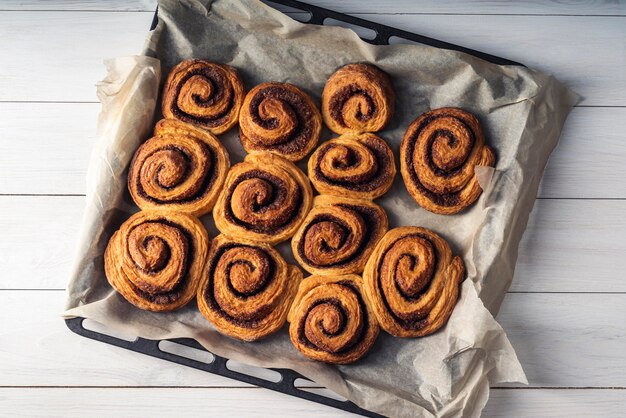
[66,1,523,417]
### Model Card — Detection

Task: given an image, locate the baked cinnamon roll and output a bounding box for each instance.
[239,82,322,161]
[162,60,245,135]
[291,195,388,276]
[308,132,396,200]
[322,63,395,134]
[198,235,302,341]
[128,119,230,216]
[104,210,209,312]
[213,152,313,245]
[288,274,379,364]
[400,107,496,215]
[363,226,465,338]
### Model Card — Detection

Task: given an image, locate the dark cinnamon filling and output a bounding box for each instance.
[404,113,478,207]
[246,86,315,154]
[223,170,302,233]
[134,143,216,204]
[296,204,381,268]
[170,67,235,127]
[203,242,277,328]
[297,280,370,354]
[313,137,392,192]
[376,233,439,329]
[328,84,376,127]
[127,219,195,305]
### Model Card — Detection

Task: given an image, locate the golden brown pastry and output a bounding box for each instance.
[162,59,245,135]
[128,119,230,217]
[322,63,395,134]
[213,152,313,245]
[363,226,465,338]
[291,195,388,276]
[400,107,496,215]
[104,210,209,312]
[288,274,379,364]
[239,82,322,161]
[197,235,302,342]
[308,132,396,200]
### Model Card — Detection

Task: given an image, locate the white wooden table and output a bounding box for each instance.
[1,1,625,416]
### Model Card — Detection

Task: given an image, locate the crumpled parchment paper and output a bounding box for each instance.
[63,0,579,416]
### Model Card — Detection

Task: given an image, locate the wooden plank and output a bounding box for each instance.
[1,196,624,292]
[498,292,626,388]
[511,199,626,293]
[538,107,626,199]
[0,387,355,417]
[2,0,625,16]
[0,12,624,105]
[0,196,84,290]
[1,104,623,198]
[268,0,626,16]
[486,389,626,417]
[1,290,625,388]
[0,0,157,11]
[0,11,154,102]
[0,103,98,195]
[1,388,624,418]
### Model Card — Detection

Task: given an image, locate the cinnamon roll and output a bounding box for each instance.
[239,82,322,161]
[400,107,496,215]
[162,60,245,135]
[308,132,396,200]
[128,119,230,216]
[363,226,465,338]
[291,195,388,276]
[104,210,209,312]
[197,235,302,341]
[322,63,395,134]
[213,152,313,245]
[288,274,379,364]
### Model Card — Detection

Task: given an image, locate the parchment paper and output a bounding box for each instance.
[63,0,579,416]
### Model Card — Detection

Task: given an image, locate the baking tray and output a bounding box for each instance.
[66,1,524,416]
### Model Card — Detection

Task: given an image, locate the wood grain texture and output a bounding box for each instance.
[511,199,626,293]
[0,196,84,290]
[2,196,623,292]
[0,388,356,417]
[269,0,626,16]
[0,11,154,102]
[1,388,625,417]
[2,105,624,198]
[0,103,98,195]
[0,0,157,11]
[498,292,626,387]
[485,389,626,417]
[2,290,625,388]
[3,0,626,16]
[0,11,624,105]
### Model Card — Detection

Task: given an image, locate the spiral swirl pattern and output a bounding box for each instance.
[400,107,496,215]
[104,210,209,312]
[322,63,395,134]
[308,132,396,200]
[213,152,313,245]
[292,195,388,275]
[239,82,322,161]
[162,60,245,135]
[288,275,379,364]
[197,235,302,341]
[363,226,465,337]
[128,119,230,216]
